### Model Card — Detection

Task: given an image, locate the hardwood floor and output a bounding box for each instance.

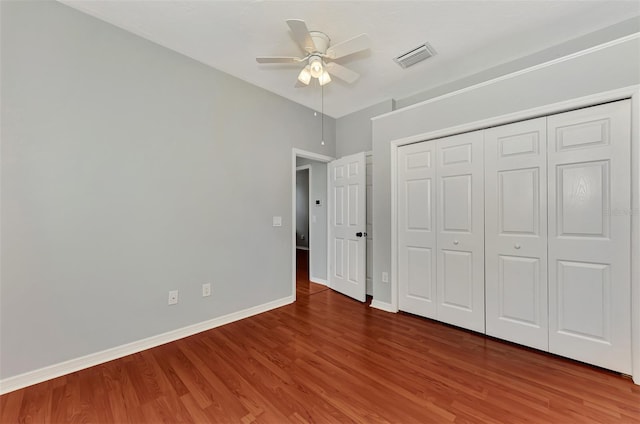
[296,249,329,298]
[2,262,639,422]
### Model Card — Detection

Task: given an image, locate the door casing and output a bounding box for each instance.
[292,149,333,301]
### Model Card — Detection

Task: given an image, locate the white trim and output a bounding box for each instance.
[295,165,312,253]
[631,89,640,385]
[370,299,398,313]
[373,33,640,122]
[310,277,329,286]
[390,142,399,312]
[326,166,331,289]
[307,166,314,277]
[365,152,374,297]
[292,148,333,302]
[292,148,333,163]
[389,86,640,384]
[0,295,293,395]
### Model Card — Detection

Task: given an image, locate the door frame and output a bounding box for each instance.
[389,85,640,383]
[292,148,334,301]
[365,151,374,296]
[295,165,311,251]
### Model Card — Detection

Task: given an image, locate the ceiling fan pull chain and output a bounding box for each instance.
[321,82,325,146]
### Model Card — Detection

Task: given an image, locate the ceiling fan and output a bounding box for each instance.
[256,19,370,87]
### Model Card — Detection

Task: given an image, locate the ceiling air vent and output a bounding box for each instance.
[394,43,437,69]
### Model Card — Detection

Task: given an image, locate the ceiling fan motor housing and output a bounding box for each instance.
[309,31,330,54]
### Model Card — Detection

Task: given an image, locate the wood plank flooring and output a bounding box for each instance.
[2,253,639,422]
[296,249,329,297]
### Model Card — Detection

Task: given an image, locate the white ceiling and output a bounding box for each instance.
[60,1,639,118]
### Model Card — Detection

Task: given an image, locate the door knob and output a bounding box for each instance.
[453,240,459,245]
[356,232,363,237]
[514,244,521,249]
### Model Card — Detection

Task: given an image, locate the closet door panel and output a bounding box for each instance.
[548,100,631,374]
[436,131,485,332]
[485,118,548,350]
[398,142,437,317]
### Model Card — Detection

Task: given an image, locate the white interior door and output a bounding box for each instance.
[436,131,485,332]
[329,152,367,302]
[398,142,437,318]
[548,100,632,374]
[485,117,549,350]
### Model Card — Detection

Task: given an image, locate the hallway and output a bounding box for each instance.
[295,248,328,298]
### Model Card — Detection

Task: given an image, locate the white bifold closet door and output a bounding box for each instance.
[398,131,485,332]
[547,100,631,374]
[485,118,549,350]
[398,99,632,373]
[436,131,485,332]
[398,142,437,318]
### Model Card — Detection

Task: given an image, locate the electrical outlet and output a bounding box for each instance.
[168,290,179,305]
[382,272,389,283]
[202,283,211,297]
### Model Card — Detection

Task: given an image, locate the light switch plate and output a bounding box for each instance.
[168,290,179,305]
[272,216,282,227]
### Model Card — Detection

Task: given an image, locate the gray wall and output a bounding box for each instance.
[0,0,335,379]
[371,36,640,304]
[336,100,394,158]
[296,169,310,248]
[296,158,328,283]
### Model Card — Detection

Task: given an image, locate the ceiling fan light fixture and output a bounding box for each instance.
[298,65,311,85]
[309,56,323,78]
[319,70,331,86]
[256,20,369,88]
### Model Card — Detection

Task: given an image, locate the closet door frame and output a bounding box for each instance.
[389,86,640,384]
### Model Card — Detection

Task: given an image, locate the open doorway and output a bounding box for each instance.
[296,166,310,252]
[292,149,333,300]
[295,165,314,296]
[295,159,328,298]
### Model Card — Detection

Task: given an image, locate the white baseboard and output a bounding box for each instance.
[309,277,328,286]
[370,299,398,313]
[0,295,294,395]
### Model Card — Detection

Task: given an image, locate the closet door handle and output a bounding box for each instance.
[514,244,521,250]
[453,240,459,245]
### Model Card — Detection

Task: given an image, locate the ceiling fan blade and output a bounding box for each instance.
[325,34,370,59]
[256,56,302,64]
[286,19,316,53]
[294,80,309,88]
[325,62,360,84]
